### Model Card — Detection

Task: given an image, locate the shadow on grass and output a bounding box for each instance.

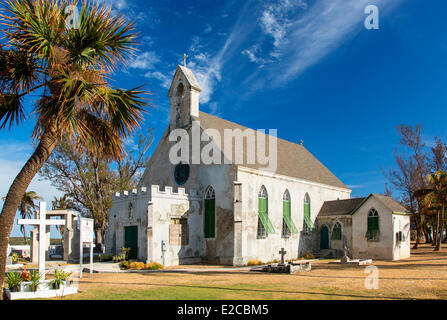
[76,279,419,300]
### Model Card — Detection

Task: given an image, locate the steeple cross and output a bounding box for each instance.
[182,53,188,67]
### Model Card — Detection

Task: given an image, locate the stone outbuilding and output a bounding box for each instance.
[315,194,411,260]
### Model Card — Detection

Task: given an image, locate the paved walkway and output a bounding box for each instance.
[82,262,257,273]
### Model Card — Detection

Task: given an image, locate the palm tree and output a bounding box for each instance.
[416,171,447,251]
[52,194,74,235]
[52,194,74,210]
[2,191,42,244]
[0,0,147,294]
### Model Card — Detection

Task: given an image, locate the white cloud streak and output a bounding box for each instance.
[256,0,402,85]
[129,51,160,70]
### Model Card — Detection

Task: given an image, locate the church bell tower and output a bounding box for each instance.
[168,62,202,130]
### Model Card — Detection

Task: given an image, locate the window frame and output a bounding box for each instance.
[366,208,380,241]
[204,186,216,239]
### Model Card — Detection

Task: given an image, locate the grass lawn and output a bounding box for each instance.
[15,243,447,300]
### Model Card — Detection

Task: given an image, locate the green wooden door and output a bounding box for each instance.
[204,198,215,238]
[320,225,329,250]
[124,226,138,260]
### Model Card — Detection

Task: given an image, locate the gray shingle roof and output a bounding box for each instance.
[372,194,411,214]
[318,194,412,218]
[318,197,366,217]
[198,111,349,190]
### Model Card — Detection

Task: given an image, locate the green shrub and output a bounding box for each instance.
[99,254,113,262]
[49,269,71,289]
[144,262,164,270]
[6,271,22,292]
[119,260,130,270]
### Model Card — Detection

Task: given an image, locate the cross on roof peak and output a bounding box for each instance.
[182,53,188,67]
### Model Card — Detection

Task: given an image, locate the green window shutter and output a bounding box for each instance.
[258,198,275,234]
[331,228,339,240]
[366,216,379,240]
[303,203,314,230]
[204,198,215,238]
[283,201,298,234]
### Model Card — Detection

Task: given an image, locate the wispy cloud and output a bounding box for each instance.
[186,2,257,104]
[145,70,172,89]
[256,0,401,85]
[129,51,160,70]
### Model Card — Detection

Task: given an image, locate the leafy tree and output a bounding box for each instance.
[382,124,429,248]
[40,132,152,247]
[0,0,147,296]
[416,171,447,251]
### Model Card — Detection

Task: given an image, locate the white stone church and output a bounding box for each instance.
[104,65,411,266]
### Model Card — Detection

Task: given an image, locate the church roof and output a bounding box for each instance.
[359,194,411,215]
[318,197,366,217]
[318,194,412,217]
[198,111,349,190]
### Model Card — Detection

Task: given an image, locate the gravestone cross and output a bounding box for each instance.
[279,247,287,265]
[18,201,65,275]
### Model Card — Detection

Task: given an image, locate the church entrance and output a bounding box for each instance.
[320,225,329,250]
[124,226,138,260]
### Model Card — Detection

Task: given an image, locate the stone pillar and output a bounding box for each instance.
[233,182,244,266]
[71,216,80,261]
[30,228,39,264]
[146,201,154,263]
[63,212,73,261]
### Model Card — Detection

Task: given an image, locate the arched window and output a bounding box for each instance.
[204,186,215,238]
[331,222,342,240]
[257,186,267,238]
[282,190,298,238]
[282,190,291,237]
[257,186,275,238]
[303,193,314,234]
[366,208,379,240]
[176,82,184,97]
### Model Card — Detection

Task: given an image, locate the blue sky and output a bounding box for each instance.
[2,0,447,237]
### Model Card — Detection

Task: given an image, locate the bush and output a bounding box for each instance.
[113,247,131,262]
[129,262,145,270]
[119,260,130,270]
[144,262,164,270]
[99,254,113,262]
[301,252,315,260]
[247,259,264,266]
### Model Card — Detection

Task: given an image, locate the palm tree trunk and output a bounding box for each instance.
[0,122,58,299]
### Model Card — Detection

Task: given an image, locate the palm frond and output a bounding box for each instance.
[0,93,25,129]
[64,1,137,70]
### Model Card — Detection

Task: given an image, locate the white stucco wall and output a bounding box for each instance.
[236,166,351,264]
[352,196,398,260]
[106,187,150,260]
[392,213,411,260]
